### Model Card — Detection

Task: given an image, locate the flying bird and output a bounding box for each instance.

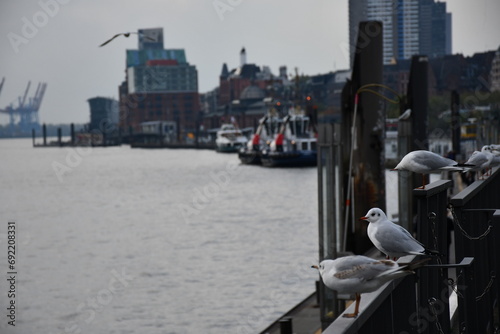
[312,255,429,318]
[361,208,441,260]
[99,32,155,47]
[392,150,465,189]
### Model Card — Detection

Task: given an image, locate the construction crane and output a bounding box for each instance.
[0,80,47,136]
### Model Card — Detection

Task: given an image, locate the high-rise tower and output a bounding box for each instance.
[348,0,451,66]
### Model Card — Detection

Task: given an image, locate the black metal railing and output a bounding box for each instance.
[450,167,500,334]
[322,167,500,333]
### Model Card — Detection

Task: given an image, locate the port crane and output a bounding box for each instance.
[0,79,47,135]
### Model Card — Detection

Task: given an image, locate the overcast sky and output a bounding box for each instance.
[1,0,499,124]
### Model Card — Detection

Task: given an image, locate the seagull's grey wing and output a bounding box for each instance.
[333,255,376,272]
[397,225,424,247]
[376,223,425,254]
[334,260,397,281]
[99,33,123,47]
[414,151,456,170]
[465,151,486,167]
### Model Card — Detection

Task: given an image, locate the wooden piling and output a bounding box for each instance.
[43,123,47,146]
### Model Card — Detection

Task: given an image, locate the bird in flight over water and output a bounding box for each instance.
[99,32,155,47]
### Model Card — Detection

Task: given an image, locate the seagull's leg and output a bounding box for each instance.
[343,293,361,318]
[416,174,425,189]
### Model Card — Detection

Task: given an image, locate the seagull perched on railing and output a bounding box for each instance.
[361,208,441,260]
[490,144,500,155]
[464,145,494,179]
[312,255,429,318]
[392,150,466,189]
[99,32,155,47]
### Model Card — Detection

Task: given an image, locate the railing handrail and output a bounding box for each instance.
[322,255,416,334]
[322,177,480,333]
[451,167,499,207]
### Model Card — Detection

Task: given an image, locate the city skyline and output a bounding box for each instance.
[1,0,499,124]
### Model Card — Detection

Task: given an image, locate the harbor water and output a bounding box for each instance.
[0,138,319,334]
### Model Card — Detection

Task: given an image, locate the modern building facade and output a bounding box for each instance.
[348,0,451,66]
[118,28,200,141]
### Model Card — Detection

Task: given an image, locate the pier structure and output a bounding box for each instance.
[262,167,500,333]
[261,20,500,334]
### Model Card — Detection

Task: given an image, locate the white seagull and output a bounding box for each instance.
[392,150,464,188]
[312,255,428,318]
[99,32,155,47]
[361,208,440,260]
[398,109,412,121]
[464,145,494,178]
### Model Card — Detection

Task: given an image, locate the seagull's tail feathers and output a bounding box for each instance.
[440,165,465,172]
[407,248,442,257]
[423,248,443,257]
[456,163,477,173]
[399,258,432,273]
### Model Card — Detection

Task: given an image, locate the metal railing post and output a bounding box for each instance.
[414,180,452,334]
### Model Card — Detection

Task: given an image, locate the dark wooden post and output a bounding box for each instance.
[450,90,461,160]
[57,127,62,147]
[70,123,75,146]
[342,20,385,253]
[43,123,47,146]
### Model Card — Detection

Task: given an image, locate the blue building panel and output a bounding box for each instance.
[126,49,187,67]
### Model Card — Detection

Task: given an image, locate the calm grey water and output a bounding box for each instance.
[0,138,319,334]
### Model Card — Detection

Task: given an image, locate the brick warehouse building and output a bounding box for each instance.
[119,28,200,141]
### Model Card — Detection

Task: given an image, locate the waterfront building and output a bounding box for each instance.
[202,48,292,130]
[87,97,118,132]
[119,27,200,142]
[490,47,500,92]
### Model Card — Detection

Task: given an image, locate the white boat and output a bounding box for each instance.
[261,110,317,167]
[215,123,248,153]
[238,113,282,164]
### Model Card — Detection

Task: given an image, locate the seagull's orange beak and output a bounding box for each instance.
[359,216,368,221]
[311,265,319,269]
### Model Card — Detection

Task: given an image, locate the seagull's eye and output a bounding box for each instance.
[371,213,375,216]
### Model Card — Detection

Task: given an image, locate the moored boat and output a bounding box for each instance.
[260,111,317,167]
[238,114,281,164]
[215,123,248,153]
